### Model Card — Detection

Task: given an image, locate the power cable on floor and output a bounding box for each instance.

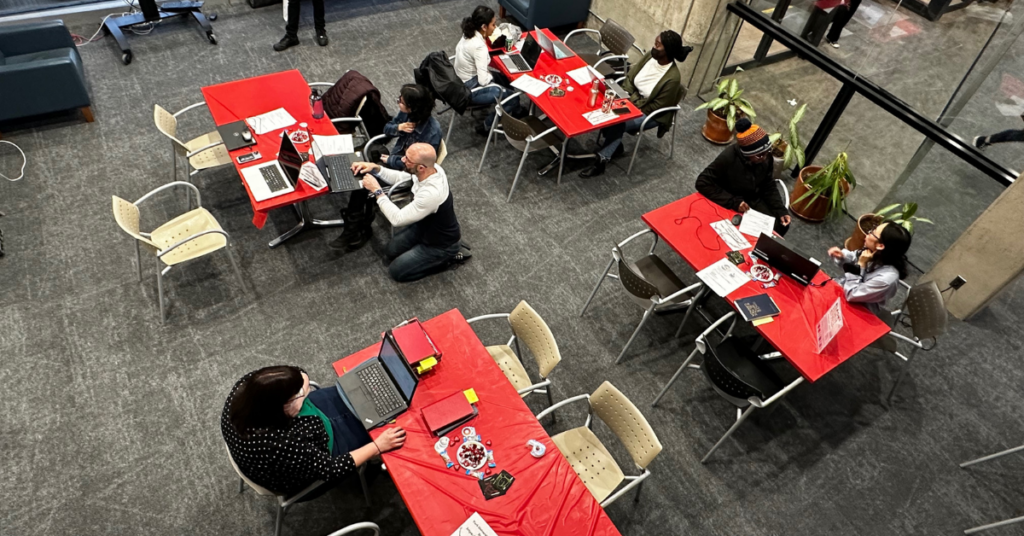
[0,140,26,182]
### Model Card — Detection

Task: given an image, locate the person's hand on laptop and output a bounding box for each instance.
[351,161,380,176]
[373,427,407,454]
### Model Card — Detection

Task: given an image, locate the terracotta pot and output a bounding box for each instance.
[789,166,850,222]
[845,213,883,250]
[701,109,733,144]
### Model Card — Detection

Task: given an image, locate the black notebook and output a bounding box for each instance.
[734,294,781,322]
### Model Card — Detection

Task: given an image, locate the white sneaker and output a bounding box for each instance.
[826,39,840,48]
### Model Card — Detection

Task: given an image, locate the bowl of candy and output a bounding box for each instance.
[457,441,487,470]
[289,130,309,144]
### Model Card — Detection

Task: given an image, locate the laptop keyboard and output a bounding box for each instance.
[324,155,360,192]
[260,166,290,192]
[358,364,404,416]
[509,54,530,71]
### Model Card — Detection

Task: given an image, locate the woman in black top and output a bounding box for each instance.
[221,366,406,497]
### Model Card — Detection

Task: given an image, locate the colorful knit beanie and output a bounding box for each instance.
[735,117,771,156]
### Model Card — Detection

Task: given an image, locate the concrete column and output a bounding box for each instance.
[921,177,1024,319]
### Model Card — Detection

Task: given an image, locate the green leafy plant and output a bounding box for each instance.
[876,202,933,234]
[695,78,755,132]
[794,152,857,220]
[779,103,807,169]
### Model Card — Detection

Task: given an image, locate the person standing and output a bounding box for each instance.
[825,0,861,48]
[696,117,792,236]
[274,0,328,51]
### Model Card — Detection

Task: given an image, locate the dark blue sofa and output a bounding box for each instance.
[498,0,592,30]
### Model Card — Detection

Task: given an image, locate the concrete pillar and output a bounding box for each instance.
[921,177,1024,319]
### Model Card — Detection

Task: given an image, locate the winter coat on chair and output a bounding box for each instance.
[414,51,471,115]
[322,70,392,137]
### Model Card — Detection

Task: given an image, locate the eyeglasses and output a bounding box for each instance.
[868,229,881,240]
[396,96,403,104]
[402,155,428,167]
[286,384,309,404]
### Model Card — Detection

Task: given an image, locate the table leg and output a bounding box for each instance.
[556,137,568,186]
[268,203,308,248]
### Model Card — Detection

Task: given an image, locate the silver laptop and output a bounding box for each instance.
[535,27,575,60]
[240,133,302,202]
[499,34,542,74]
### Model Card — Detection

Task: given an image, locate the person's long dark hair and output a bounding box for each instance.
[229,366,303,437]
[400,84,435,125]
[659,30,693,63]
[873,223,911,279]
[461,5,494,39]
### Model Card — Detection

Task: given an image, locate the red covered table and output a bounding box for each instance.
[642,193,890,382]
[332,309,622,536]
[202,69,343,247]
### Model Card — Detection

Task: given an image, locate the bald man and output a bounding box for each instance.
[333,143,467,282]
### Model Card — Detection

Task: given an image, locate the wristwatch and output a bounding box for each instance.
[369,188,385,199]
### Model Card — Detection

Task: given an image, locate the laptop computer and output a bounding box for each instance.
[336,331,420,430]
[750,234,820,286]
[534,27,575,60]
[311,140,361,193]
[217,120,256,151]
[239,132,301,202]
[604,78,630,99]
[499,34,542,74]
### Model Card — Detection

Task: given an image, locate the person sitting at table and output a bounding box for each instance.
[454,5,519,135]
[222,366,406,498]
[579,30,692,178]
[828,222,912,318]
[333,143,470,281]
[695,117,792,236]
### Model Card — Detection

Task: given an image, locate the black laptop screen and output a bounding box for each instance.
[521,35,542,67]
[380,335,417,400]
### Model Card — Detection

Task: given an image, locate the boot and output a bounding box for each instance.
[329,202,370,251]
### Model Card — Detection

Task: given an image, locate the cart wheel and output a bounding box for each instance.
[207,33,217,44]
[121,51,132,65]
[208,12,218,20]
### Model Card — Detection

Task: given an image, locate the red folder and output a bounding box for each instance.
[421,392,476,436]
[392,318,441,365]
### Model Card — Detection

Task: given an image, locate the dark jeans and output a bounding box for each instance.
[386,224,461,282]
[749,198,790,237]
[285,0,325,37]
[466,76,519,129]
[297,387,374,502]
[984,129,1024,145]
[826,0,861,42]
[596,114,654,161]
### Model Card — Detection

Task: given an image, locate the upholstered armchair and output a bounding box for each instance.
[498,0,592,30]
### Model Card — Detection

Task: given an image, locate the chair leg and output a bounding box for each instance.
[156,259,166,324]
[478,121,498,175]
[556,137,568,186]
[702,405,756,463]
[134,241,143,282]
[651,346,701,407]
[615,304,655,364]
[960,444,1024,468]
[275,503,284,536]
[580,258,614,316]
[886,346,918,405]
[627,131,644,176]
[669,123,677,159]
[506,143,531,203]
[171,145,178,183]
[81,106,95,122]
[225,244,246,293]
[238,477,245,493]
[676,286,708,338]
[358,465,371,507]
[446,112,457,145]
[633,478,645,503]
[965,515,1024,534]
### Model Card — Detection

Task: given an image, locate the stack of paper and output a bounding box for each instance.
[697,258,751,297]
[710,220,751,251]
[451,513,498,536]
[738,209,777,238]
[311,134,354,158]
[245,108,296,135]
[510,74,549,97]
[566,65,604,86]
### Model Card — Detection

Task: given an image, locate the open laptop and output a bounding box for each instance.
[750,234,820,286]
[499,34,542,74]
[311,140,361,193]
[534,27,575,60]
[336,331,419,430]
[239,132,301,202]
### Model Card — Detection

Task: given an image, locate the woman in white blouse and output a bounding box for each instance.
[454,5,519,134]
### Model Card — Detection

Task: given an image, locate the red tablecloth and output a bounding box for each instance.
[332,309,621,536]
[491,29,643,138]
[201,69,335,229]
[642,194,890,382]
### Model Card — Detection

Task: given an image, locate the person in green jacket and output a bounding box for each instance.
[580,30,691,178]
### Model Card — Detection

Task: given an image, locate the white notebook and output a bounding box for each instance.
[450,513,498,536]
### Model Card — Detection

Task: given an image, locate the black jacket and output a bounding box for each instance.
[415,51,471,114]
[695,144,787,217]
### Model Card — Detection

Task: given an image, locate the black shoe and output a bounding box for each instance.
[343,228,373,252]
[973,136,990,149]
[273,35,299,51]
[449,248,472,268]
[579,159,606,178]
[316,31,328,46]
[476,123,490,136]
[611,144,625,160]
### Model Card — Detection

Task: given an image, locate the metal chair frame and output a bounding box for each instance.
[157,102,228,184]
[603,76,684,177]
[580,228,703,363]
[564,19,644,77]
[466,313,556,409]
[535,394,650,508]
[325,522,381,536]
[960,443,1024,534]
[879,280,946,405]
[309,78,371,143]
[438,55,506,144]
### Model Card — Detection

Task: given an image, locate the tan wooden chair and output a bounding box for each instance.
[153,104,231,183]
[536,381,662,507]
[467,301,562,414]
[112,182,244,323]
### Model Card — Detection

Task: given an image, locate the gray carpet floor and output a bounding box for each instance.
[2,1,1024,535]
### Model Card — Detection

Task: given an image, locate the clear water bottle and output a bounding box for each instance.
[588,79,600,108]
[310,88,324,120]
[601,90,616,113]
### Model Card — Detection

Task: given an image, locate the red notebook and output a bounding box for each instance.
[392,318,441,366]
[421,392,476,436]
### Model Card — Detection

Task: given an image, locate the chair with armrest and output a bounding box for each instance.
[0,20,93,134]
[498,0,593,32]
[310,78,372,143]
[565,19,637,77]
[467,301,562,414]
[436,55,506,145]
[616,77,687,177]
[478,94,566,202]
[112,182,245,324]
[879,281,948,405]
[325,523,381,536]
[153,104,231,184]
[536,381,661,508]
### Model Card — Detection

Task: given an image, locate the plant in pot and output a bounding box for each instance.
[768,103,807,180]
[845,202,933,250]
[790,152,855,222]
[695,78,755,145]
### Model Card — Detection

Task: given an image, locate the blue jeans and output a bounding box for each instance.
[596,114,655,161]
[386,224,461,282]
[466,76,519,128]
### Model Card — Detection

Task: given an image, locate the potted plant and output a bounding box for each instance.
[695,78,755,144]
[845,202,932,250]
[768,103,807,180]
[790,152,855,222]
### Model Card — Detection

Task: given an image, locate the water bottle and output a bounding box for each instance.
[310,88,324,120]
[588,79,600,108]
[601,90,616,113]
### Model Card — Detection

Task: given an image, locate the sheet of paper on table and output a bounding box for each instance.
[697,257,751,297]
[710,220,752,251]
[566,65,604,86]
[815,297,844,353]
[245,107,296,135]
[583,109,618,125]
[299,162,328,191]
[738,208,777,238]
[311,134,354,157]
[450,513,499,536]
[510,74,549,97]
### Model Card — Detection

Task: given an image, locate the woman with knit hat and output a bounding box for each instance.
[695,117,792,235]
[579,30,692,178]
